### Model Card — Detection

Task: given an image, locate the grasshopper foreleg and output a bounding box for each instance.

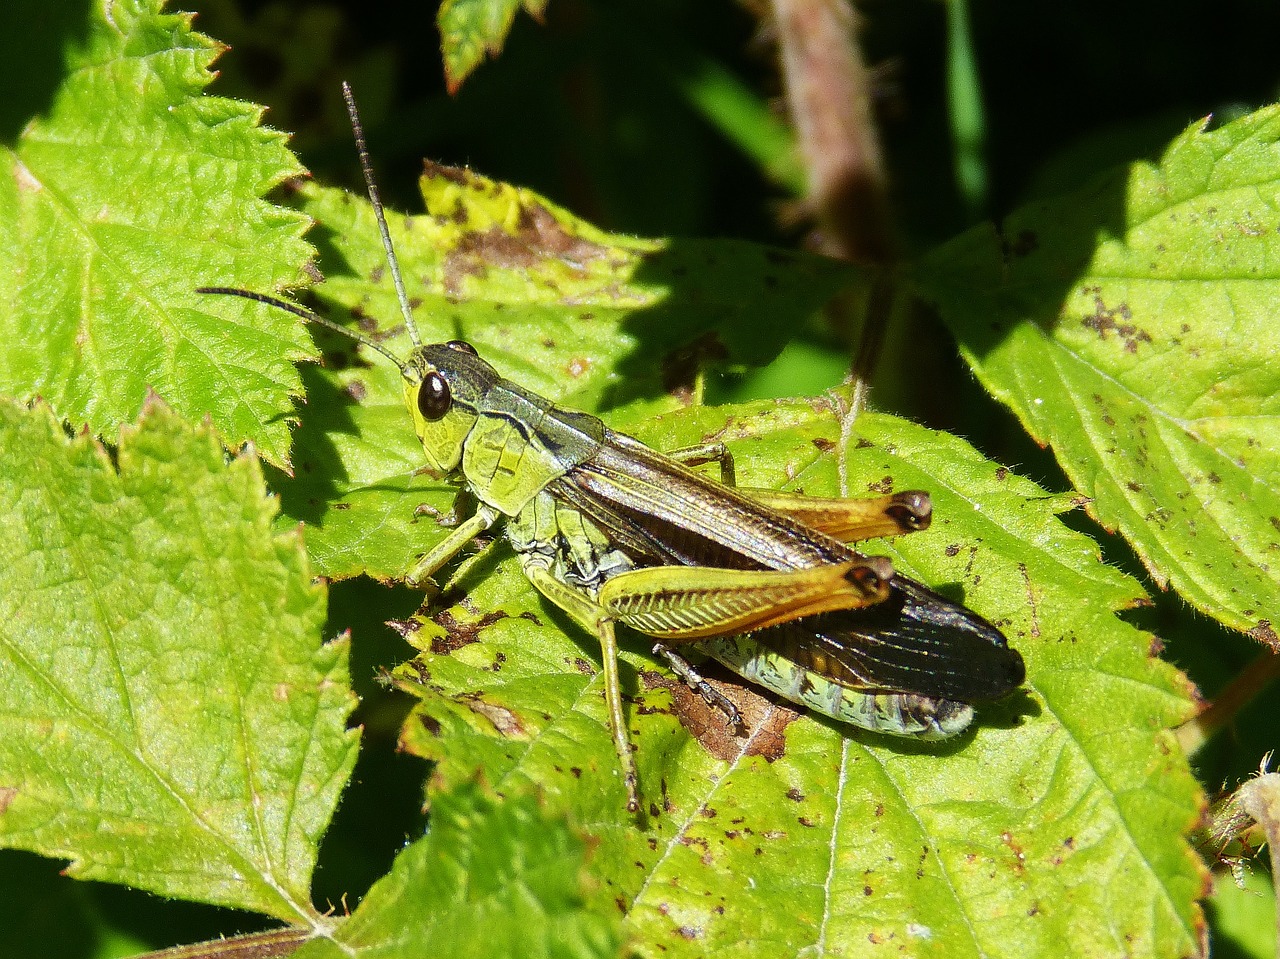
[652,644,744,731]
[406,503,499,587]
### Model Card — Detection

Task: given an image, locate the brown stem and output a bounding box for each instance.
[131,928,314,959]
[771,0,896,266]
[1176,650,1280,757]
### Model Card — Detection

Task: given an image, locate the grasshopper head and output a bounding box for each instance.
[402,340,500,477]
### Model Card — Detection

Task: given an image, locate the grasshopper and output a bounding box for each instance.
[201,85,1024,812]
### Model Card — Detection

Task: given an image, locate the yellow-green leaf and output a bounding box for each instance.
[0,398,358,922]
[920,107,1280,646]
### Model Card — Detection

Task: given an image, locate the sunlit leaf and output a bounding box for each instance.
[297,783,620,959]
[437,0,548,93]
[0,0,314,467]
[394,397,1204,958]
[0,398,358,922]
[921,107,1280,647]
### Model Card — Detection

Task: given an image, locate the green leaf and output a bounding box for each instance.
[437,0,548,93]
[0,398,358,923]
[919,106,1280,646]
[295,782,620,959]
[393,396,1204,957]
[1208,870,1275,959]
[270,176,859,580]
[0,0,314,468]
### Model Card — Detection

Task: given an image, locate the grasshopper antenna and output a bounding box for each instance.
[195,287,410,376]
[342,81,422,349]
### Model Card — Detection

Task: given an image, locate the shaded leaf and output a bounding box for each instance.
[919,106,1280,646]
[270,176,859,580]
[0,398,358,922]
[394,396,1205,957]
[0,0,314,467]
[296,782,620,959]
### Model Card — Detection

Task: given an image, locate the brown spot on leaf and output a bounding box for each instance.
[1080,295,1153,353]
[430,609,509,654]
[458,692,524,736]
[1249,620,1278,651]
[651,667,798,761]
[1001,831,1027,875]
[422,159,472,187]
[0,786,17,813]
[867,475,894,494]
[432,168,615,295]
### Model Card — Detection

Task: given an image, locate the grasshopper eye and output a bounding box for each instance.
[446,340,478,355]
[418,372,452,421]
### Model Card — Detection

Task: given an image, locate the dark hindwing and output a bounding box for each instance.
[550,432,1025,703]
[754,576,1025,702]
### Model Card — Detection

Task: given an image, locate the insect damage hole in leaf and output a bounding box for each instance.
[0,397,358,924]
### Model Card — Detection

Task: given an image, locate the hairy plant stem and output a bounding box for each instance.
[132,928,313,959]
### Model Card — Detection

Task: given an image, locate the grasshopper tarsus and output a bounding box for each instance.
[414,502,461,527]
[654,644,746,732]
